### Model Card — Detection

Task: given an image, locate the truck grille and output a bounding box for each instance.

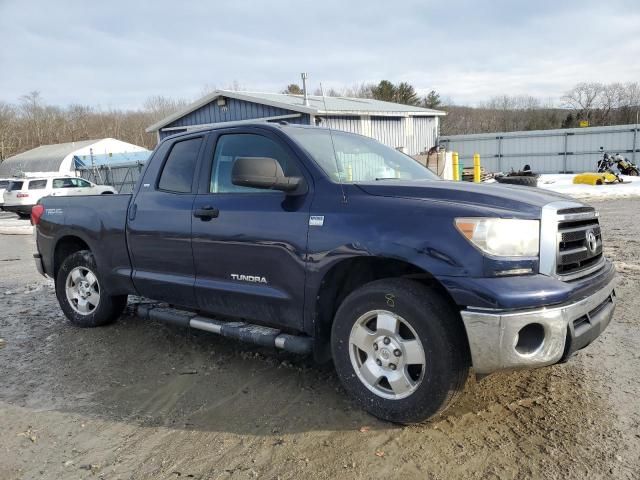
[556,216,603,278]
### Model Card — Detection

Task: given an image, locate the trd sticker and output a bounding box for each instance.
[44,208,63,215]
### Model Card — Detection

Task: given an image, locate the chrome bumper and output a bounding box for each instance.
[461,277,617,374]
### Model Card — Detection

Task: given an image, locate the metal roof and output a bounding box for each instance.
[0,140,98,176]
[147,90,446,133]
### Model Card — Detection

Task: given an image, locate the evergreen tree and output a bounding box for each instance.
[282,84,303,95]
[394,82,420,106]
[371,80,397,102]
[423,90,441,109]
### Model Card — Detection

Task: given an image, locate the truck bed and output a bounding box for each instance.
[37,194,136,296]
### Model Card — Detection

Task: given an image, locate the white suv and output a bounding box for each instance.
[0,178,12,209]
[2,177,117,218]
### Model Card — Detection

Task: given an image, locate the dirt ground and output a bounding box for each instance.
[0,201,639,480]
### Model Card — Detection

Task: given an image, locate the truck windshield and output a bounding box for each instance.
[286,127,439,183]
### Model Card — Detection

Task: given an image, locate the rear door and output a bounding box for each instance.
[26,179,48,204]
[191,128,313,330]
[127,134,205,307]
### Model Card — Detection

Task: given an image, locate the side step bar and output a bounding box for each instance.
[129,303,313,355]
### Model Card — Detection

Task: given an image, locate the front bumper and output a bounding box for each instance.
[461,276,617,374]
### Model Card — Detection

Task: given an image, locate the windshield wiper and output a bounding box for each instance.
[374,177,403,181]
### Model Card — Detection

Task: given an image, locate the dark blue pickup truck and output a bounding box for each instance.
[33,123,617,423]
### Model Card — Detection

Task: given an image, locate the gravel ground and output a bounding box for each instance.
[0,199,639,480]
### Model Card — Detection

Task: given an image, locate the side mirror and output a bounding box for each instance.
[231,157,303,193]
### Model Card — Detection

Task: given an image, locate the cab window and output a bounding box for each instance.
[53,178,74,189]
[210,134,299,193]
[28,179,47,190]
[73,178,91,188]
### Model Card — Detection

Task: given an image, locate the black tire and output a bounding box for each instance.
[331,278,469,424]
[101,191,115,194]
[55,250,127,328]
[628,169,639,176]
[17,213,31,219]
[495,175,539,187]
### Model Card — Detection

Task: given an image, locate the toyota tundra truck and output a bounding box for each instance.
[32,123,617,423]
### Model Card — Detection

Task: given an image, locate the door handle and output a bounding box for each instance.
[194,205,219,220]
[128,203,138,221]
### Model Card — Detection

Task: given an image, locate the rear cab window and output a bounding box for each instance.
[158,137,203,193]
[0,181,10,189]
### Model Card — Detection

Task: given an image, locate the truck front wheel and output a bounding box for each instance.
[331,278,469,423]
[55,250,127,327]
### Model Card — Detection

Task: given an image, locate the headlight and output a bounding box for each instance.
[455,218,539,257]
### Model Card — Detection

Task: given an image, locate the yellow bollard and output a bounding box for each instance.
[452,152,460,181]
[473,153,481,183]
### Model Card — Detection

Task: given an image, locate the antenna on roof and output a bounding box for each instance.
[319,82,347,204]
[301,73,310,106]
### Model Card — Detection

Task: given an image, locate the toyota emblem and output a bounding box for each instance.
[586,230,598,254]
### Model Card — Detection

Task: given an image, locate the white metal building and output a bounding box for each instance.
[147,90,445,155]
[441,124,640,173]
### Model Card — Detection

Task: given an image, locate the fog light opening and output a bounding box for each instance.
[515,323,545,355]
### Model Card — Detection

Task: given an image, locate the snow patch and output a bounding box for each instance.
[537,174,640,199]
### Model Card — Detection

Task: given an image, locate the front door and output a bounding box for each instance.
[191,129,312,330]
[127,135,205,307]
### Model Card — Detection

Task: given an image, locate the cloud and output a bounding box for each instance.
[1,0,639,108]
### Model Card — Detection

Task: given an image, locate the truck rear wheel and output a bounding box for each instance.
[55,250,127,328]
[331,278,469,423]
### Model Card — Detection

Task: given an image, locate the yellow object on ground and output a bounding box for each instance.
[573,172,618,185]
[452,152,460,181]
[473,153,481,183]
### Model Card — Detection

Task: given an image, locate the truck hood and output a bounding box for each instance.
[355,180,576,215]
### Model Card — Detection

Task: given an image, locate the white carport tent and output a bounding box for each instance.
[0,139,149,177]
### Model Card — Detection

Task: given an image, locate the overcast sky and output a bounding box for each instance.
[1,0,639,109]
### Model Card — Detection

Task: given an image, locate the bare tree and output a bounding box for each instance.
[3,81,640,162]
[0,102,18,161]
[562,82,604,123]
[143,95,188,123]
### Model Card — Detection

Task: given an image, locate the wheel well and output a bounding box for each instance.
[54,236,90,278]
[313,256,460,362]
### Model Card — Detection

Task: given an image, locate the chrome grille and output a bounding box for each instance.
[556,216,603,278]
[539,201,606,282]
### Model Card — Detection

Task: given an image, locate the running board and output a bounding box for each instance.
[128,303,313,355]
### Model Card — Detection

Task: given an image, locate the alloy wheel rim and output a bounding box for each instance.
[348,309,426,400]
[65,267,100,315]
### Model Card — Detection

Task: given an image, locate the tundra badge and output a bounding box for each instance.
[231,274,268,284]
